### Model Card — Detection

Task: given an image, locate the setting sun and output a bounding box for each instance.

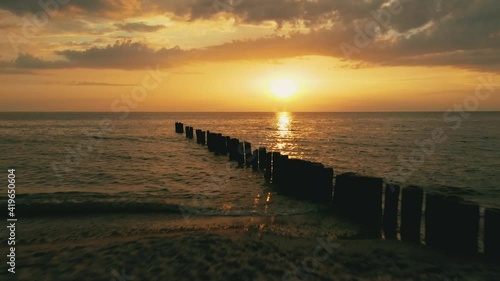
[271,79,298,99]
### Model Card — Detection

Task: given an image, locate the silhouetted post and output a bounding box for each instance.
[425,193,442,248]
[454,200,480,254]
[485,208,500,259]
[175,122,184,133]
[285,159,302,196]
[252,149,259,170]
[201,131,206,145]
[278,155,289,192]
[258,147,267,171]
[206,131,212,151]
[187,126,193,139]
[312,166,333,202]
[223,136,230,155]
[214,134,225,155]
[400,186,423,243]
[228,138,239,161]
[237,142,245,168]
[244,142,252,167]
[217,135,228,155]
[383,184,400,239]
[272,152,281,184]
[425,194,479,254]
[195,129,201,144]
[333,173,383,229]
[264,152,272,182]
[425,194,459,249]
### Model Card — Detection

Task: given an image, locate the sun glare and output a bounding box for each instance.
[271,79,298,99]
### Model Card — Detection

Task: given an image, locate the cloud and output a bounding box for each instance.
[0,0,499,72]
[114,22,166,32]
[65,81,136,86]
[3,41,184,70]
[0,0,142,18]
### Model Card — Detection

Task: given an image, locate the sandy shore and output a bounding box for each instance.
[4,214,499,281]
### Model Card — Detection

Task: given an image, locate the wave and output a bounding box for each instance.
[14,201,186,217]
[11,200,319,218]
[6,192,320,218]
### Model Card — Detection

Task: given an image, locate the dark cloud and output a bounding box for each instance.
[55,40,183,68]
[14,53,67,68]
[0,0,499,72]
[6,41,184,70]
[114,22,166,32]
[0,0,141,18]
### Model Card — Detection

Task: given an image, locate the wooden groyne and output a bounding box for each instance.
[175,122,499,258]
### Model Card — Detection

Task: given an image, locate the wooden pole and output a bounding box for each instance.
[485,208,500,259]
[400,186,423,243]
[258,147,267,171]
[383,184,400,239]
[264,152,272,182]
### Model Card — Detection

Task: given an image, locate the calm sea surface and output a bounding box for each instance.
[1,112,499,216]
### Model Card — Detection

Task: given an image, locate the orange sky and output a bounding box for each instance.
[0,0,499,112]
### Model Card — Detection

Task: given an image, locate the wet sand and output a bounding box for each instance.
[5,213,500,281]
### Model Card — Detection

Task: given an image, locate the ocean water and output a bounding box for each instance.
[1,112,499,218]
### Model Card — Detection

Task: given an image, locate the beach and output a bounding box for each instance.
[1,112,499,280]
[7,213,500,281]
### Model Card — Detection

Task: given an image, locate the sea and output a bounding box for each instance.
[1,112,499,219]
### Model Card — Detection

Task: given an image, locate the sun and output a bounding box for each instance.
[271,79,298,99]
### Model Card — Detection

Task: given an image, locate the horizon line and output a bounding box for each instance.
[1,111,500,113]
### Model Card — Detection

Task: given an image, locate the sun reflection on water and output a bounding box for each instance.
[277,112,292,138]
[275,112,295,151]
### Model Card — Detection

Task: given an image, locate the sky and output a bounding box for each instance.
[0,0,499,112]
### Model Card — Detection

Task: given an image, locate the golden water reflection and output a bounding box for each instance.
[277,112,292,139]
[275,112,298,152]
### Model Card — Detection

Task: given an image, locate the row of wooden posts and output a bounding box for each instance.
[175,122,500,259]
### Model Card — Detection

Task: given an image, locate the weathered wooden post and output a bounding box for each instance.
[258,147,267,171]
[213,133,222,155]
[285,159,301,196]
[175,122,182,133]
[217,135,228,155]
[201,131,206,145]
[310,165,333,202]
[237,142,245,168]
[278,155,289,192]
[383,184,400,239]
[206,131,212,151]
[485,208,500,259]
[272,152,281,184]
[228,138,239,161]
[400,186,423,243]
[454,200,480,254]
[244,142,252,167]
[333,173,383,229]
[252,149,259,170]
[264,152,272,182]
[195,129,201,144]
[426,194,479,254]
[223,136,230,155]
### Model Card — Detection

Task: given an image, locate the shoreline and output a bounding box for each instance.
[5,213,500,281]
